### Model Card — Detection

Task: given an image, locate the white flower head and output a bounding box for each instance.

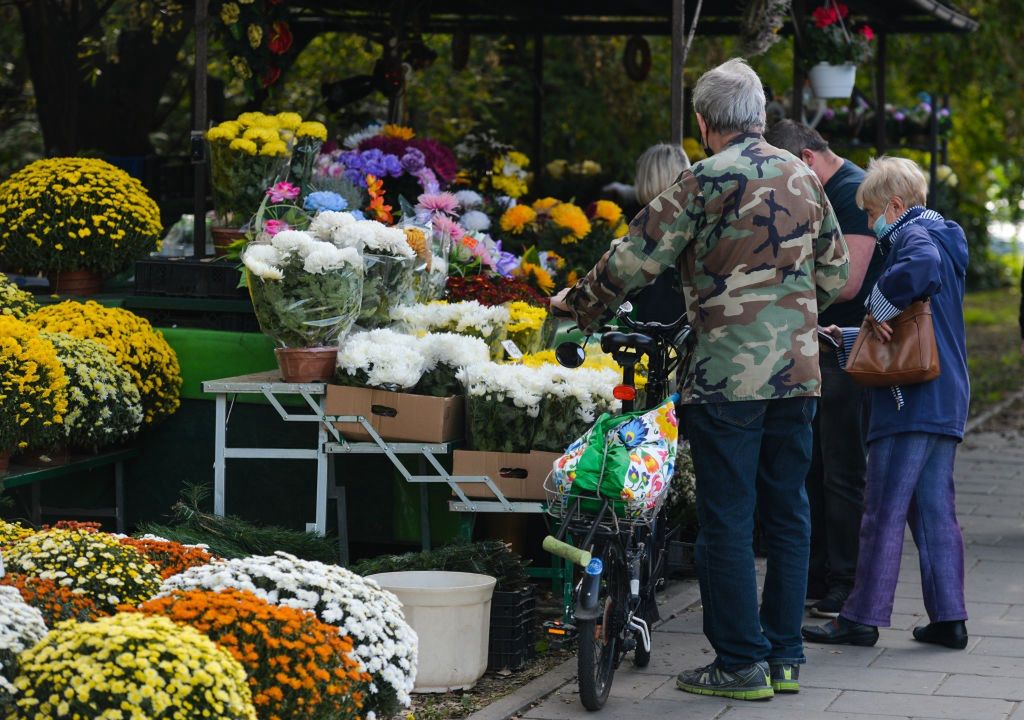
[309,210,357,243]
[366,223,415,258]
[454,190,483,209]
[303,243,363,274]
[343,123,383,149]
[242,243,285,280]
[460,210,491,232]
[271,229,317,258]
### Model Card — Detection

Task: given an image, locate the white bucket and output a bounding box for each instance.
[808,62,857,99]
[368,571,496,692]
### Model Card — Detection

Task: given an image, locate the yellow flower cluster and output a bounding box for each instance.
[11,613,258,720]
[30,302,181,425]
[489,151,531,199]
[0,157,163,276]
[3,528,162,613]
[0,518,34,546]
[521,348,648,388]
[0,316,67,455]
[549,202,592,242]
[592,200,623,226]
[499,204,537,235]
[42,331,144,451]
[506,301,548,354]
[297,120,329,141]
[207,112,293,157]
[0,272,38,319]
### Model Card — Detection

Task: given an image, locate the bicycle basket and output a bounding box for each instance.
[547,396,679,521]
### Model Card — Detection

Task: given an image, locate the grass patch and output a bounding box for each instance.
[965,287,1023,416]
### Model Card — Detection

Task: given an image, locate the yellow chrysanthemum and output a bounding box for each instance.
[514,261,554,295]
[220,1,240,24]
[259,141,289,157]
[0,315,68,455]
[229,138,258,155]
[242,126,279,144]
[499,204,537,234]
[382,123,415,140]
[593,199,623,226]
[683,137,706,162]
[247,23,263,48]
[531,197,560,214]
[0,273,39,319]
[507,150,530,168]
[236,111,266,128]
[230,55,252,80]
[206,125,235,142]
[275,112,303,131]
[550,202,591,241]
[296,120,328,141]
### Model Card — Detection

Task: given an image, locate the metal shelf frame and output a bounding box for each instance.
[203,371,546,566]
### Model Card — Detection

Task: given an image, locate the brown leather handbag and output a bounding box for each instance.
[844,299,941,387]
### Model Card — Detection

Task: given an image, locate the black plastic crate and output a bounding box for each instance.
[492,586,536,612]
[127,306,260,333]
[135,257,247,300]
[488,586,536,671]
[488,644,531,672]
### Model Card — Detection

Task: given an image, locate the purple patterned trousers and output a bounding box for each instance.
[842,432,968,627]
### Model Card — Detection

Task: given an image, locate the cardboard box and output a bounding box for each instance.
[325,385,464,443]
[452,449,562,501]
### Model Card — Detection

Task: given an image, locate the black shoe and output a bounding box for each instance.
[809,585,851,618]
[802,616,879,647]
[913,621,968,650]
[676,661,774,700]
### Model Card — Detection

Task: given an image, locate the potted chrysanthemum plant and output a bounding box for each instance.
[801,1,875,99]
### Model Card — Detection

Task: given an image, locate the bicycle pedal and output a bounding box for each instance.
[543,620,577,649]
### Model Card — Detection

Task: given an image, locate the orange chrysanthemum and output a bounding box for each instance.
[382,124,415,140]
[120,537,215,579]
[134,588,372,720]
[0,572,106,625]
[531,197,560,214]
[499,204,537,234]
[592,199,624,226]
[550,202,591,241]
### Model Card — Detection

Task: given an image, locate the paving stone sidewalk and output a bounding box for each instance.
[501,422,1024,720]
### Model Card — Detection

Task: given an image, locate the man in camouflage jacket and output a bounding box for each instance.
[552,59,848,700]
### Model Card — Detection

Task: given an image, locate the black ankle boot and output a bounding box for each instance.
[802,616,879,647]
[913,621,968,650]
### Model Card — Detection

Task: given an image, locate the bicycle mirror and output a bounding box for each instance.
[555,341,586,368]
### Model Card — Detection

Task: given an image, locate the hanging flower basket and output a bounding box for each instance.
[808,62,857,99]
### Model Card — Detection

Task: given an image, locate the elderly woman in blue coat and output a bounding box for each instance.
[803,156,970,650]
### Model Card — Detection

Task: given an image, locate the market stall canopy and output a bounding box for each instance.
[292,0,978,36]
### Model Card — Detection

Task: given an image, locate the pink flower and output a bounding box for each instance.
[264,219,290,236]
[431,214,464,241]
[266,182,301,203]
[416,191,460,217]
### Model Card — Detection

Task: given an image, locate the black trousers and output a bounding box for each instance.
[806,351,869,592]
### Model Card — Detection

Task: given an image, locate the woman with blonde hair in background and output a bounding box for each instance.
[631,143,690,323]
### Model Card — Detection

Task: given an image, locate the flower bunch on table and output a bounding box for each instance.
[0,157,163,277]
[0,316,67,457]
[0,585,47,703]
[159,551,418,720]
[2,528,162,613]
[29,301,182,425]
[10,612,258,720]
[134,588,372,720]
[458,361,621,453]
[392,300,511,358]
[336,327,490,396]
[506,300,550,355]
[242,229,363,348]
[0,273,38,319]
[41,331,143,451]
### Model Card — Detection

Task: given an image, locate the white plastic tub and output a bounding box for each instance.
[368,570,496,692]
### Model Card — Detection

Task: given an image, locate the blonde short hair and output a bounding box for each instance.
[635,143,691,206]
[856,156,929,210]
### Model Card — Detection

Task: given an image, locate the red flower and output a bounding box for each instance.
[268,21,293,55]
[812,6,838,28]
[859,25,875,41]
[261,65,282,87]
[836,3,850,18]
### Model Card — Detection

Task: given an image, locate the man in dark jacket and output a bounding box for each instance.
[764,120,884,618]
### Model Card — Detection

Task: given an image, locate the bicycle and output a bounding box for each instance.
[543,302,693,711]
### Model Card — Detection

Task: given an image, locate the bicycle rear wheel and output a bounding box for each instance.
[577,540,626,711]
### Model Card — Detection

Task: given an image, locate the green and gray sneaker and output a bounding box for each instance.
[676,661,774,700]
[769,662,800,693]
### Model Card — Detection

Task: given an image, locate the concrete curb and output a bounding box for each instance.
[464,578,702,720]
[964,387,1024,435]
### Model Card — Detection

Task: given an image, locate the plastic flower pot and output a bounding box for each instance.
[211,227,245,258]
[48,269,104,296]
[274,346,338,383]
[808,62,857,99]
[367,570,496,692]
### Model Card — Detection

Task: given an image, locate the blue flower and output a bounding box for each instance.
[304,191,347,212]
[617,418,649,448]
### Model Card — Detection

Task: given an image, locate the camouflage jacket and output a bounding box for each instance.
[565,133,849,404]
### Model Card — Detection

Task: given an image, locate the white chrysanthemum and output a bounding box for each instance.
[391,301,510,337]
[418,332,490,371]
[343,123,382,149]
[454,190,483,209]
[242,244,285,280]
[365,224,415,258]
[159,552,417,712]
[303,242,363,274]
[460,210,491,232]
[337,330,427,389]
[309,210,357,243]
[271,229,317,257]
[0,585,48,695]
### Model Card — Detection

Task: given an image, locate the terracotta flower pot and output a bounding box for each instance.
[48,269,104,296]
[211,227,246,258]
[275,347,338,383]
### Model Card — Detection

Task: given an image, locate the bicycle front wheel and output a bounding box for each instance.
[577,540,626,711]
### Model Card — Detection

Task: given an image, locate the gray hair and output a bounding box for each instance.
[692,58,766,134]
[635,143,691,205]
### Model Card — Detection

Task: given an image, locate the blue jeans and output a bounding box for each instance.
[682,397,815,671]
